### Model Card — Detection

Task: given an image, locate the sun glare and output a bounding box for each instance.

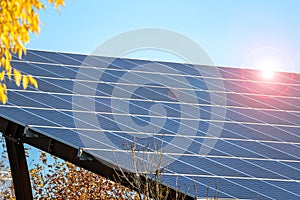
[242,46,295,96]
[243,46,295,80]
[261,69,274,79]
[259,60,277,79]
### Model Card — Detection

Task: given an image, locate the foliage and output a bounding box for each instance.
[0,137,192,200]
[0,0,65,103]
[0,145,137,200]
[0,137,14,199]
[29,152,136,199]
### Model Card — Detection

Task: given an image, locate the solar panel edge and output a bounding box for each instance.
[21,49,300,76]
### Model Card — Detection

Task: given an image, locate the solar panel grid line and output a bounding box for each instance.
[25,50,300,98]
[110,57,300,113]
[55,50,300,111]
[12,59,300,108]
[9,79,300,164]
[13,51,300,169]
[12,87,300,170]
[4,103,125,155]
[6,88,300,122]
[88,52,298,198]
[2,108,243,199]
[223,81,300,98]
[9,58,300,117]
[5,50,300,198]
[19,128,298,168]
[14,55,299,98]
[38,50,300,97]
[14,54,300,131]
[110,150,299,199]
[28,53,300,183]
[81,147,300,163]
[10,70,296,100]
[13,50,300,163]
[22,51,298,119]
[18,73,300,153]
[9,75,300,144]
[5,109,292,192]
[54,55,300,143]
[23,127,299,174]
[5,98,300,129]
[218,65,298,79]
[2,105,83,150]
[5,76,299,199]
[51,50,300,190]
[161,173,300,183]
[7,72,300,103]
[19,57,227,126]
[8,90,300,137]
[70,63,299,115]
[81,152,300,196]
[16,59,232,80]
[14,48,300,95]
[12,54,300,87]
[25,123,300,145]
[7,86,300,119]
[12,106,300,130]
[7,61,300,187]
[4,84,259,169]
[6,89,300,116]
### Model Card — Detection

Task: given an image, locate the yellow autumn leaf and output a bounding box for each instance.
[0,0,64,104]
[48,0,65,8]
[22,75,29,89]
[0,57,5,66]
[18,48,23,59]
[7,69,12,80]
[28,75,38,89]
[0,71,5,81]
[13,69,22,86]
[0,93,8,104]
[4,58,10,71]
[2,83,7,94]
[0,84,8,104]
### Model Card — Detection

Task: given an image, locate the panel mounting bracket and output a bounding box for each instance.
[77,148,93,161]
[23,126,39,138]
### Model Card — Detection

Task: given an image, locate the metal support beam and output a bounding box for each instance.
[3,121,33,200]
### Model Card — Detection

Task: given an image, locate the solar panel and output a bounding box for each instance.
[1,49,300,199]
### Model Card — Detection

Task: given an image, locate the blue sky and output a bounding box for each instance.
[27,0,300,73]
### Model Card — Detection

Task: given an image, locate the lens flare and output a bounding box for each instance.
[261,69,274,79]
[259,60,278,79]
[242,46,294,97]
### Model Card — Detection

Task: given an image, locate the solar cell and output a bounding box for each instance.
[1,49,300,199]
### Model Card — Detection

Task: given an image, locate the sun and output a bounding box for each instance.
[242,46,295,96]
[243,46,294,80]
[259,60,277,79]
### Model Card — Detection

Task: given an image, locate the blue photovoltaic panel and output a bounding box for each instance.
[1,49,300,199]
